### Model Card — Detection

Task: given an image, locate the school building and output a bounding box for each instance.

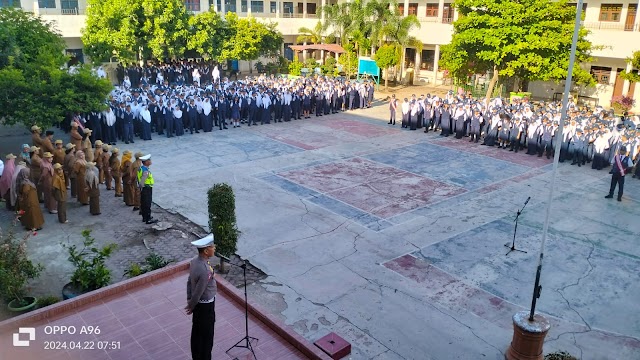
[5,0,640,110]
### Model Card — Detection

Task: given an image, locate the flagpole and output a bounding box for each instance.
[528,0,584,321]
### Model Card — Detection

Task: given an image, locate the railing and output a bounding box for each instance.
[417,16,454,25]
[583,21,637,31]
[61,7,79,15]
[37,7,86,15]
[282,12,304,18]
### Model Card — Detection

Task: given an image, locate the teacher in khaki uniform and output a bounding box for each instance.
[186,235,217,360]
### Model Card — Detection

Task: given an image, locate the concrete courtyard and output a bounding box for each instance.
[4,101,640,359]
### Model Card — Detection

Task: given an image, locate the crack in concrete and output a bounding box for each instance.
[550,238,596,359]
[269,274,408,359]
[292,223,363,279]
[330,256,504,358]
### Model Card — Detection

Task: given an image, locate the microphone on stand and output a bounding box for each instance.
[524,196,531,205]
[215,252,231,263]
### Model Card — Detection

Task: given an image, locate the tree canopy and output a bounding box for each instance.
[82,1,283,64]
[187,10,229,60]
[619,50,640,83]
[440,0,595,100]
[0,9,112,129]
[374,43,400,89]
[219,13,283,62]
[82,0,190,64]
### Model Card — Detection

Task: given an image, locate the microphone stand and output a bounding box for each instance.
[505,197,530,255]
[224,257,259,360]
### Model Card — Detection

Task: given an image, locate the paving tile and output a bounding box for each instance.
[137,330,174,354]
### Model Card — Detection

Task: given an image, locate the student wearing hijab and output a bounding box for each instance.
[52,163,68,223]
[0,154,16,210]
[140,105,153,140]
[17,168,44,231]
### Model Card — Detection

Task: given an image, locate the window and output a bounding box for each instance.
[283,1,293,15]
[241,0,247,11]
[184,0,200,11]
[397,3,404,15]
[425,3,438,17]
[270,1,276,13]
[408,3,418,15]
[442,3,453,23]
[591,66,611,84]
[599,4,622,21]
[225,0,236,12]
[250,0,263,12]
[0,0,20,7]
[421,50,435,71]
[39,0,55,8]
[307,2,315,14]
[60,0,78,14]
[211,0,219,11]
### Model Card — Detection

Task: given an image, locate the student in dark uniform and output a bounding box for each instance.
[186,235,218,360]
[469,109,482,142]
[605,146,633,201]
[440,103,452,137]
[388,95,397,125]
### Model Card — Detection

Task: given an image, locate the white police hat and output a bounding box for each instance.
[191,234,215,248]
[140,154,151,161]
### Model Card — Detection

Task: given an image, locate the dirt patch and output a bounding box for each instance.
[0,191,266,321]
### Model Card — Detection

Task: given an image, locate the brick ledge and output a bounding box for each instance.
[0,259,332,360]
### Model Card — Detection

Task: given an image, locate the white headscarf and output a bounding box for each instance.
[141,107,151,123]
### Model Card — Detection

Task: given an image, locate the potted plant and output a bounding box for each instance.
[0,214,44,312]
[62,229,117,300]
[611,95,635,114]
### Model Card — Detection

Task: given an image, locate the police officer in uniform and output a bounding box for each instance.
[186,234,218,360]
[137,154,158,224]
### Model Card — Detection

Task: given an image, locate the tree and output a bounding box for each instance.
[0,9,111,128]
[382,14,421,83]
[82,0,190,64]
[619,50,640,84]
[207,183,240,273]
[187,10,229,60]
[365,0,397,53]
[219,13,283,67]
[440,0,595,103]
[374,44,400,90]
[338,43,358,77]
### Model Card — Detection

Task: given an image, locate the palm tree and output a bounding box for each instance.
[364,0,397,54]
[323,0,368,46]
[297,21,330,62]
[383,14,421,83]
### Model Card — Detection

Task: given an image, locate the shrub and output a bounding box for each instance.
[207,183,240,272]
[37,295,61,308]
[545,351,578,360]
[63,229,117,292]
[611,95,635,113]
[289,59,303,76]
[0,216,43,306]
[124,253,173,279]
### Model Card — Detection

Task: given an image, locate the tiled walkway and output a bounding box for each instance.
[1,271,310,360]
